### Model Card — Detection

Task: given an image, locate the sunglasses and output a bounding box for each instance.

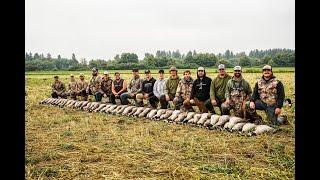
[234,70,241,72]
[263,69,271,71]
[218,69,225,70]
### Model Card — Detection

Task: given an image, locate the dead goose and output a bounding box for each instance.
[168,110,180,122]
[174,112,188,123]
[100,104,113,113]
[188,113,202,124]
[79,101,90,109]
[105,105,118,113]
[127,107,138,116]
[147,109,159,119]
[241,123,257,134]
[67,100,78,108]
[197,113,211,126]
[116,105,129,114]
[122,106,135,115]
[224,117,246,131]
[111,105,124,114]
[182,112,195,123]
[93,104,107,112]
[204,114,219,127]
[132,107,146,117]
[211,115,230,129]
[138,108,152,118]
[152,109,166,120]
[160,110,173,120]
[230,122,246,132]
[250,125,276,136]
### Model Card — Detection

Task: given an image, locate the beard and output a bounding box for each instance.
[234,73,241,78]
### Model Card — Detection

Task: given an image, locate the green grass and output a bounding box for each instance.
[25,70,295,179]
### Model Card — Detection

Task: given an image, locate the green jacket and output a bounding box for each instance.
[210,73,231,101]
[164,76,181,97]
[225,75,252,100]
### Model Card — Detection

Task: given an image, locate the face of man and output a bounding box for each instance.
[133,71,139,77]
[234,70,241,78]
[184,72,191,80]
[54,78,59,82]
[159,73,164,79]
[104,74,109,79]
[115,73,120,80]
[170,70,177,77]
[198,70,204,77]
[218,68,226,76]
[80,76,84,80]
[92,70,98,76]
[145,73,151,79]
[70,76,75,81]
[263,69,272,78]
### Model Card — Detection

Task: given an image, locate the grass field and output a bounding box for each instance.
[25,70,295,179]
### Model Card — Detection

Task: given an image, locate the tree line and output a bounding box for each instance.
[25,48,295,71]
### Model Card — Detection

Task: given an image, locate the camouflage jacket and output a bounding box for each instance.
[164,76,181,97]
[225,75,252,104]
[100,77,113,95]
[87,75,102,94]
[175,77,194,99]
[68,81,78,93]
[127,76,143,94]
[51,80,66,93]
[77,80,88,92]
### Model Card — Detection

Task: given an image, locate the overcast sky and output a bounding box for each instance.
[25,0,294,60]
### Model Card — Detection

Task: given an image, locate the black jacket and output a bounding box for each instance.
[142,77,156,96]
[190,72,212,101]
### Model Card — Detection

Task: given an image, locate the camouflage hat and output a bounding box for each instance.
[103,71,109,75]
[218,64,225,70]
[92,67,98,71]
[262,65,272,70]
[145,69,151,74]
[169,66,177,71]
[79,73,84,77]
[233,66,242,71]
[70,74,74,77]
[197,67,205,71]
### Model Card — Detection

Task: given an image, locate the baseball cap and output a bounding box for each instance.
[218,64,225,70]
[79,73,84,77]
[54,75,59,79]
[197,67,205,71]
[233,66,242,71]
[169,66,177,71]
[145,69,151,74]
[70,74,74,77]
[92,67,98,71]
[262,65,272,70]
[103,71,109,75]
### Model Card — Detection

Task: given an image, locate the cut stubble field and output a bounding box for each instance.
[25,71,295,179]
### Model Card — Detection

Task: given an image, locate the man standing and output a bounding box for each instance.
[160,66,181,109]
[110,72,127,104]
[152,69,166,108]
[205,64,232,114]
[51,75,67,99]
[174,70,194,111]
[120,68,143,105]
[249,65,286,125]
[221,66,252,118]
[67,74,78,100]
[77,73,88,101]
[136,70,157,107]
[99,71,113,102]
[190,67,212,113]
[86,67,103,102]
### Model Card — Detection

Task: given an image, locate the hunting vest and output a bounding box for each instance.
[258,77,278,106]
[114,79,125,93]
[68,81,78,92]
[101,78,113,94]
[52,80,65,92]
[77,80,88,91]
[177,78,193,99]
[89,76,102,93]
[230,80,246,111]
[129,77,143,93]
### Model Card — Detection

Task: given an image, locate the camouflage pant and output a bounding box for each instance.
[51,92,67,99]
[221,100,244,117]
[173,96,193,111]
